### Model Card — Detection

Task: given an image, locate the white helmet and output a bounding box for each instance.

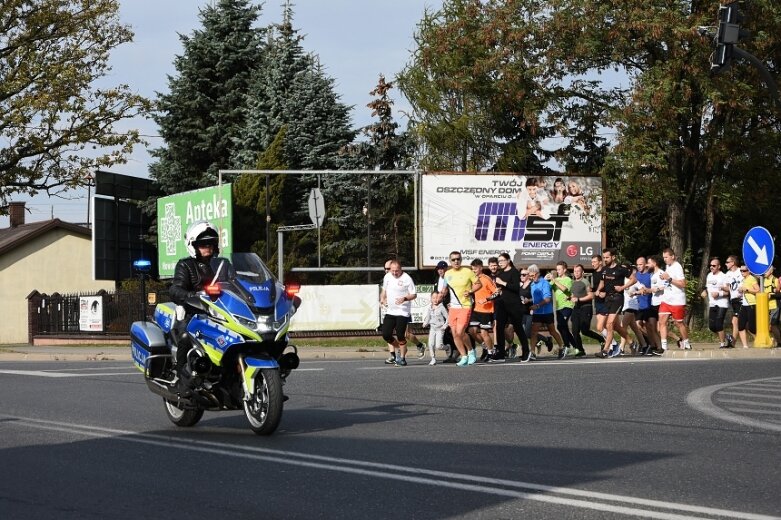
[185,220,220,258]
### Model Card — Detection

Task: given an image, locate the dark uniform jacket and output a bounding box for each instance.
[169,257,215,311]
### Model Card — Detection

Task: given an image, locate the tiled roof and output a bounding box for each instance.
[0,219,91,256]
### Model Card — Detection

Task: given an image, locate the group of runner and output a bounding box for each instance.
[379,249,770,366]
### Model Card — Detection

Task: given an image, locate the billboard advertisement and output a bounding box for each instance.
[156,184,233,277]
[421,174,603,268]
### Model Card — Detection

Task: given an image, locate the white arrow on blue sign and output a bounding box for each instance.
[742,226,775,276]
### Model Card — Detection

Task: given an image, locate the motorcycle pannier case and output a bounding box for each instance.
[130,321,170,376]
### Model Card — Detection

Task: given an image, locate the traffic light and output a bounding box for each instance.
[710,1,750,73]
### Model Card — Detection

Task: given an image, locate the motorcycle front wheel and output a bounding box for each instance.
[243,368,283,435]
[163,398,204,427]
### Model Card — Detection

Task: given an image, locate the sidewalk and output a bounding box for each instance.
[0,342,778,363]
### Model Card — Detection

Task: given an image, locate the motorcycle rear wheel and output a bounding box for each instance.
[163,398,204,427]
[243,368,283,435]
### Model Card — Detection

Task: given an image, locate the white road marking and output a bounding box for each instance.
[687,377,781,433]
[0,414,777,520]
[716,399,781,409]
[725,408,781,416]
[0,367,321,378]
[40,366,131,371]
[0,370,136,378]
[717,391,781,400]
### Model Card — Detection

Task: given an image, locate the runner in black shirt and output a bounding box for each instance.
[590,255,608,348]
[595,248,636,358]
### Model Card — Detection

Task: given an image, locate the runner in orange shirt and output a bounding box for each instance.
[468,259,497,360]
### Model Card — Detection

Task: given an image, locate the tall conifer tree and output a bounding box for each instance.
[149,0,265,195]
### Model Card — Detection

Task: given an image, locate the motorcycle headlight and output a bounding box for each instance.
[255,314,287,331]
[234,315,258,331]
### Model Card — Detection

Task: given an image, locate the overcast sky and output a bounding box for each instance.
[3,0,441,226]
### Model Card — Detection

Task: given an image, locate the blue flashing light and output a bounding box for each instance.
[133,259,152,273]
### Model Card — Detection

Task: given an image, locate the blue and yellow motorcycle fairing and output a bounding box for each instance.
[130,253,301,436]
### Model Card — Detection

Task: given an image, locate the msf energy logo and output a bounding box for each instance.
[475,202,569,247]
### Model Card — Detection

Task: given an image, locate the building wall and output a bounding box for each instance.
[0,230,115,344]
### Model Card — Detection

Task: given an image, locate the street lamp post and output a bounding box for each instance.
[365,175,371,283]
[85,173,94,227]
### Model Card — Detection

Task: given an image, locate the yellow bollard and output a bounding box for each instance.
[754,292,773,348]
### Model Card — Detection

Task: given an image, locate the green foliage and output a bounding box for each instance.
[149,0,265,196]
[336,75,416,283]
[232,126,288,257]
[0,0,150,209]
[398,0,553,173]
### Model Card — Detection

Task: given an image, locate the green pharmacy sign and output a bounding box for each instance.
[157,184,233,277]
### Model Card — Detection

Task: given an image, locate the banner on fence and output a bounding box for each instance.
[290,285,380,331]
[421,173,603,268]
[79,296,104,332]
[156,184,233,277]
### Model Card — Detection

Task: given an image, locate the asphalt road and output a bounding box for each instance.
[0,356,779,520]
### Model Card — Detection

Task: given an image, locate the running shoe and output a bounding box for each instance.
[394,358,407,366]
[608,342,621,357]
[429,358,437,366]
[726,334,735,348]
[557,347,567,360]
[683,342,692,350]
[384,355,396,365]
[457,356,469,366]
[574,349,586,358]
[651,348,664,356]
[641,344,652,356]
[520,351,532,362]
[467,350,477,365]
[630,341,639,354]
[480,348,489,362]
[594,350,608,359]
[508,344,518,359]
[488,350,506,362]
[544,336,554,352]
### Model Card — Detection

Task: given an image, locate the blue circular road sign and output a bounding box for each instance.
[742,226,775,276]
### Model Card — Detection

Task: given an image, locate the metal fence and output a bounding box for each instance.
[27,289,166,341]
[26,288,715,344]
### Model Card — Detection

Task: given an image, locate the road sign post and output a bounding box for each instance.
[742,227,775,348]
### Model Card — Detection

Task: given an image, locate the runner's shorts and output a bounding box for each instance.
[659,302,685,321]
[469,311,494,330]
[448,308,472,333]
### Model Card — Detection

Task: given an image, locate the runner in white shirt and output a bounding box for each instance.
[723,255,743,347]
[380,260,417,366]
[705,257,730,348]
[622,271,648,354]
[640,255,668,355]
[659,248,691,350]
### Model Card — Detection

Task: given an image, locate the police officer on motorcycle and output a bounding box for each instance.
[168,220,221,394]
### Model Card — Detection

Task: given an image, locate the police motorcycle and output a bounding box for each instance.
[130,252,301,435]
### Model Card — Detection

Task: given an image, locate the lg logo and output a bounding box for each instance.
[566,245,594,257]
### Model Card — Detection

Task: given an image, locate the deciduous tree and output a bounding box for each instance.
[0,0,149,210]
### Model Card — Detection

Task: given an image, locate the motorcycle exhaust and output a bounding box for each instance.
[145,378,221,409]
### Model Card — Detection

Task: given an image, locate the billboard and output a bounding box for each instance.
[92,197,157,281]
[157,184,233,277]
[421,174,603,268]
